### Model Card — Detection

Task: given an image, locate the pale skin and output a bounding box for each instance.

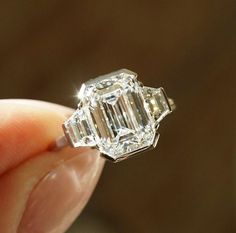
[0,99,105,233]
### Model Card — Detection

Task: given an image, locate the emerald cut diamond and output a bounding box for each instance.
[63,69,174,162]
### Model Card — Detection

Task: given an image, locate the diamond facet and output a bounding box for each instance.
[63,108,96,147]
[63,69,173,161]
[143,87,171,124]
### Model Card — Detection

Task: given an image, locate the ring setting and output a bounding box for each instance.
[63,69,175,162]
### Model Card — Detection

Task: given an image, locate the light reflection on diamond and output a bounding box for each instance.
[64,69,172,161]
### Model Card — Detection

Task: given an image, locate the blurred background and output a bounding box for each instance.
[0,0,235,232]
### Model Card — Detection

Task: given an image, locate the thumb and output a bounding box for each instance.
[0,99,104,233]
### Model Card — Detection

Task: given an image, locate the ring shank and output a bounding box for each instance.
[49,135,69,151]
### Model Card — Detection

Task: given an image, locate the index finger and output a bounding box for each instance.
[0,99,104,233]
[0,99,72,175]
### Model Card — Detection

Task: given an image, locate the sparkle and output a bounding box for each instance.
[63,69,172,161]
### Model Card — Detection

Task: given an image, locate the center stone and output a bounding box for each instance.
[79,70,156,160]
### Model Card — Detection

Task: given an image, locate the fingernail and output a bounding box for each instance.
[18,149,103,233]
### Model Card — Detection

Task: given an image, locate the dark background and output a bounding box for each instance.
[0,1,235,232]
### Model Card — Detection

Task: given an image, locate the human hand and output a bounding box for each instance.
[0,99,104,233]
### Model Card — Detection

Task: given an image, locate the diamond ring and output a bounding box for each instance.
[61,69,175,162]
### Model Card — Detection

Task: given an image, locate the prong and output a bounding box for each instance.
[152,132,160,149]
[138,81,144,87]
[167,98,176,111]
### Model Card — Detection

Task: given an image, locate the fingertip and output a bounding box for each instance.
[0,99,105,233]
[0,99,74,175]
[0,146,104,233]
